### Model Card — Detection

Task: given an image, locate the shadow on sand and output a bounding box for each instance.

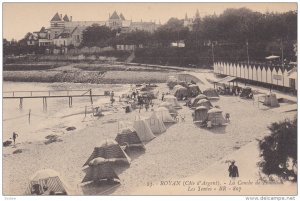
[194,122,227,134]
[81,180,121,195]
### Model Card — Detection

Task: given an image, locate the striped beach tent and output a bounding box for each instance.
[192,99,213,109]
[25,169,72,195]
[193,106,208,123]
[191,94,208,107]
[115,127,145,149]
[82,157,120,183]
[83,139,131,167]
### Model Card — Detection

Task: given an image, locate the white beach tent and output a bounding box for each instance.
[25,169,74,195]
[133,117,156,142]
[145,111,167,134]
[164,95,182,109]
[263,93,279,107]
[155,107,176,123]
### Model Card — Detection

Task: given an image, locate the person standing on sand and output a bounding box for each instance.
[12,132,18,145]
[228,161,239,178]
[161,92,165,101]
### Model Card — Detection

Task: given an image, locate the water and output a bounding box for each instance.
[3,81,130,144]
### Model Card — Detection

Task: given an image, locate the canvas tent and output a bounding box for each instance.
[192,99,212,109]
[159,102,178,115]
[191,94,207,107]
[82,157,120,183]
[25,169,72,195]
[167,76,178,89]
[174,87,189,100]
[83,139,131,167]
[193,106,208,123]
[203,88,219,99]
[133,118,156,142]
[164,95,182,109]
[263,93,279,107]
[145,112,167,134]
[178,81,189,88]
[188,84,201,97]
[207,108,226,126]
[173,84,184,91]
[115,127,145,149]
[155,107,176,123]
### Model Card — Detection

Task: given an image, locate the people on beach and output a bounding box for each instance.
[228,161,239,178]
[161,92,165,101]
[12,132,18,145]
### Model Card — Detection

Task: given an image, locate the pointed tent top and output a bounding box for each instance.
[119,13,125,20]
[51,12,62,22]
[110,11,120,19]
[63,14,70,22]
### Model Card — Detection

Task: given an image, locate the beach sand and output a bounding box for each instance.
[2,72,297,196]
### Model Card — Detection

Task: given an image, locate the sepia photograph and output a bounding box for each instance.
[1,1,298,198]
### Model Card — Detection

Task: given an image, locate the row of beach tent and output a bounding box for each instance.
[25,97,180,195]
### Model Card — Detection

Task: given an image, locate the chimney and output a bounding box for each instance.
[60,14,62,19]
[70,16,72,21]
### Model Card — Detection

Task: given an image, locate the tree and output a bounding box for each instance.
[81,24,116,47]
[259,117,297,182]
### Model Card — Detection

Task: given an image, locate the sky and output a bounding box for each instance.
[2,2,297,41]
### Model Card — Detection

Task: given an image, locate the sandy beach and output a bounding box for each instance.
[2,70,297,195]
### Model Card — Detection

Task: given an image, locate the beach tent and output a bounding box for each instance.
[193,106,208,123]
[173,84,184,91]
[115,127,145,149]
[240,87,252,99]
[191,94,207,107]
[145,112,167,134]
[167,76,178,89]
[174,87,189,100]
[263,93,279,107]
[188,84,201,97]
[25,169,72,195]
[164,95,182,109]
[207,108,226,126]
[178,81,189,88]
[155,107,176,123]
[133,118,156,142]
[83,139,131,167]
[203,88,219,99]
[192,99,213,109]
[159,102,178,115]
[82,157,120,183]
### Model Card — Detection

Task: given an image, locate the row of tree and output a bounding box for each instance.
[80,8,296,62]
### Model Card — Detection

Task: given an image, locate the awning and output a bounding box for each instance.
[214,76,237,84]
